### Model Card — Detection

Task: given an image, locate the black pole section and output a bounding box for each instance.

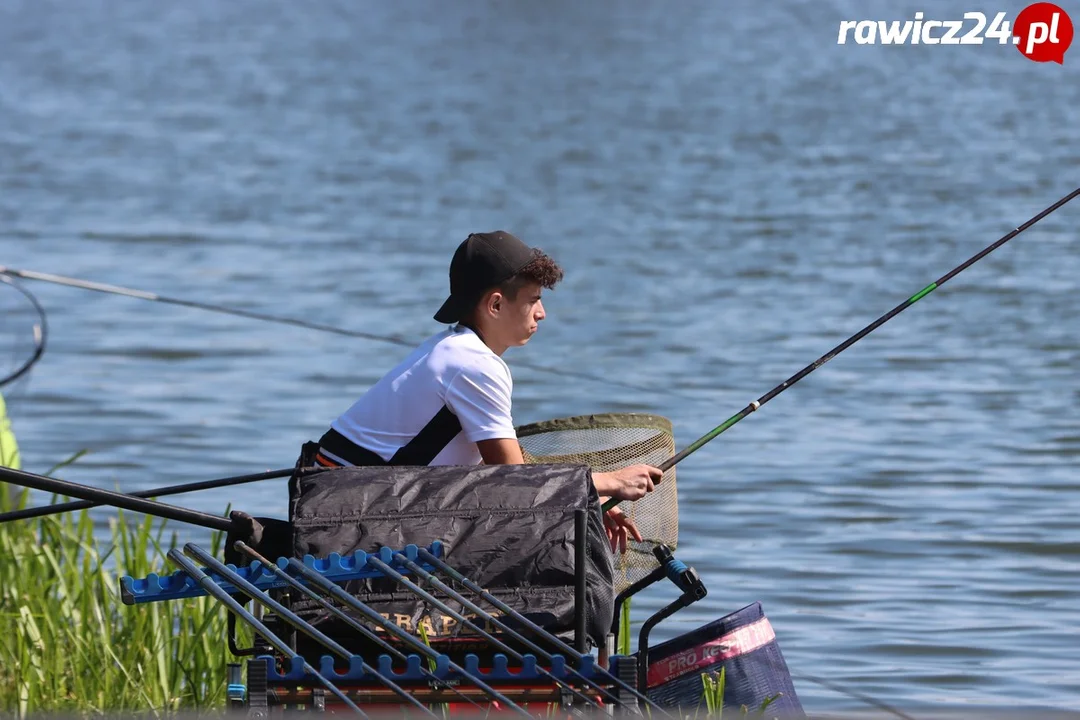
[283,557,533,719]
[183,544,436,718]
[392,552,650,714]
[232,542,485,712]
[0,273,47,388]
[0,467,316,524]
[610,566,667,642]
[790,673,917,720]
[574,509,588,655]
[415,546,673,717]
[364,555,602,711]
[166,549,368,717]
[604,186,1080,511]
[0,465,233,532]
[0,265,689,400]
[636,596,698,696]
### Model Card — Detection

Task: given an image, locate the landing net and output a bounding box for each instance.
[516,413,677,594]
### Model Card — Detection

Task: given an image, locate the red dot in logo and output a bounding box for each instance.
[1013,2,1074,63]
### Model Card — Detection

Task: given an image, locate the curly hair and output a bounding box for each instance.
[499,249,564,299]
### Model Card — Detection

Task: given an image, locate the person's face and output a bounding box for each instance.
[487,281,546,348]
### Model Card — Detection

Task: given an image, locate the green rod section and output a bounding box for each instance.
[908,282,938,303]
[602,187,1080,513]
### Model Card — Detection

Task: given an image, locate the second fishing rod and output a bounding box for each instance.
[183,544,440,718]
[381,550,671,715]
[271,555,537,718]
[605,186,1080,511]
[363,553,664,715]
[232,541,488,713]
[0,265,684,399]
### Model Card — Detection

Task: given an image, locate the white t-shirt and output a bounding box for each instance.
[329,325,516,466]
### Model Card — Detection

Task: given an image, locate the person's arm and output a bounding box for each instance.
[476,438,526,464]
[592,465,663,501]
[446,362,520,453]
[477,438,662,502]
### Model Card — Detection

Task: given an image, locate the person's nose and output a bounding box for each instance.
[535,300,545,321]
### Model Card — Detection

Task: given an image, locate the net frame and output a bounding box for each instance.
[516,412,678,593]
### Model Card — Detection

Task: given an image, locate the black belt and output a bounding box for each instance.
[318,405,463,467]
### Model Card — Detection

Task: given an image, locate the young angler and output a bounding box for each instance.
[315,231,662,552]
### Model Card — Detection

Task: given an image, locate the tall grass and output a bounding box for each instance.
[0,485,235,717]
[700,668,781,719]
[618,598,632,656]
[701,667,726,717]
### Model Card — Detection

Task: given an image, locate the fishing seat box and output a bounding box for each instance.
[231,458,615,660]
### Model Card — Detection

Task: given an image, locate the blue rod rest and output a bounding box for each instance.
[119,542,443,605]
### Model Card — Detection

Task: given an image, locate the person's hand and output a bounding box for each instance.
[603,506,643,554]
[594,464,663,501]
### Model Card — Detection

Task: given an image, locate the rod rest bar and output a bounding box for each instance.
[120,541,444,605]
[264,651,600,684]
[611,544,701,642]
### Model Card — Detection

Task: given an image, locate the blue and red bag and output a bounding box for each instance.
[644,602,805,717]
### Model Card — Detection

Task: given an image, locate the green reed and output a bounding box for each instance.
[699,668,781,719]
[0,484,235,717]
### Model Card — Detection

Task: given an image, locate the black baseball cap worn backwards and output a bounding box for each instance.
[434,231,536,323]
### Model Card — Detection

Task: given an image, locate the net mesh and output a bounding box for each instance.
[516,413,677,594]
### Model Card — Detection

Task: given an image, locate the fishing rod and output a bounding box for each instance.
[0,466,319,523]
[792,673,917,720]
[183,543,438,718]
[389,551,672,716]
[415,547,672,713]
[279,555,534,718]
[363,554,607,713]
[603,186,1080,510]
[0,464,233,531]
[0,265,684,399]
[166,548,368,717]
[233,541,487,712]
[0,273,47,388]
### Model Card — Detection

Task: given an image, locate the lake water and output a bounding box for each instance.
[1,0,1078,714]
